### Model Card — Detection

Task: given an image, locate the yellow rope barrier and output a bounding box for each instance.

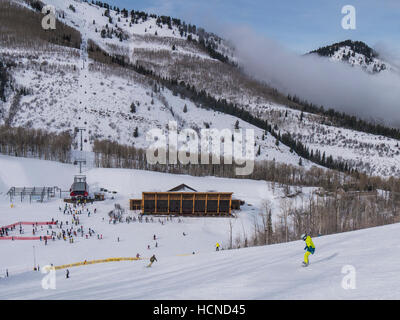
[54,257,143,270]
[53,252,196,270]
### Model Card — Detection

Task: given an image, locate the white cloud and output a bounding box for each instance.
[225,26,400,127]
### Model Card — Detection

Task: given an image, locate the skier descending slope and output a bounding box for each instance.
[147,255,157,268]
[301,234,315,267]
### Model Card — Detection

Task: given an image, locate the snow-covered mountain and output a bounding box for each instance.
[1,0,400,177]
[0,0,311,168]
[309,40,394,74]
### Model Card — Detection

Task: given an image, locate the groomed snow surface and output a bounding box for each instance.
[0,155,399,299]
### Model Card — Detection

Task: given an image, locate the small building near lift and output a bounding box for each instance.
[130,184,241,216]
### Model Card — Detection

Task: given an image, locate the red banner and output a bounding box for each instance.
[1,221,56,229]
[0,236,51,240]
[0,221,57,240]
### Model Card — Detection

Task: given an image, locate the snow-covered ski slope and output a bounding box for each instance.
[2,212,400,299]
[0,155,399,299]
[0,155,312,290]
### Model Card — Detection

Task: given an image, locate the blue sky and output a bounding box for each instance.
[109,0,400,54]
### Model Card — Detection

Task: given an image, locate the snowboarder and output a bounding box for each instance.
[216,242,220,251]
[147,255,157,268]
[301,233,315,267]
[66,269,70,279]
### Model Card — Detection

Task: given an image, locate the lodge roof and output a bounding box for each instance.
[167,184,198,192]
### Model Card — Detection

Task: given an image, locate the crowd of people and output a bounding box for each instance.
[110,214,184,225]
[2,200,229,279]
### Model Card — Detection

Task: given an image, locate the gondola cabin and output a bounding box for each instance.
[70,175,89,199]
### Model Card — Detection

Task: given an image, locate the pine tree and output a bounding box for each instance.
[130,103,136,113]
[183,104,187,113]
[133,127,139,137]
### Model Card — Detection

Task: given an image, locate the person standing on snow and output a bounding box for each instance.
[301,233,315,267]
[216,242,220,251]
[147,255,157,268]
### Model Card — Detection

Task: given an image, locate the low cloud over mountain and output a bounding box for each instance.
[226,26,400,127]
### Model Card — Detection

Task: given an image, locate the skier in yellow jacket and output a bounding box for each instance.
[301,234,315,267]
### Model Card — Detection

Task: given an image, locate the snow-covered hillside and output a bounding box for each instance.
[45,0,233,63]
[329,46,388,73]
[2,0,400,178]
[0,0,314,168]
[309,40,397,74]
[258,104,400,177]
[1,47,311,166]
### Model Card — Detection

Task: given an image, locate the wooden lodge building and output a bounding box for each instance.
[130,184,242,216]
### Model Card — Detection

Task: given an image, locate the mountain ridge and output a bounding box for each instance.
[309,39,390,73]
